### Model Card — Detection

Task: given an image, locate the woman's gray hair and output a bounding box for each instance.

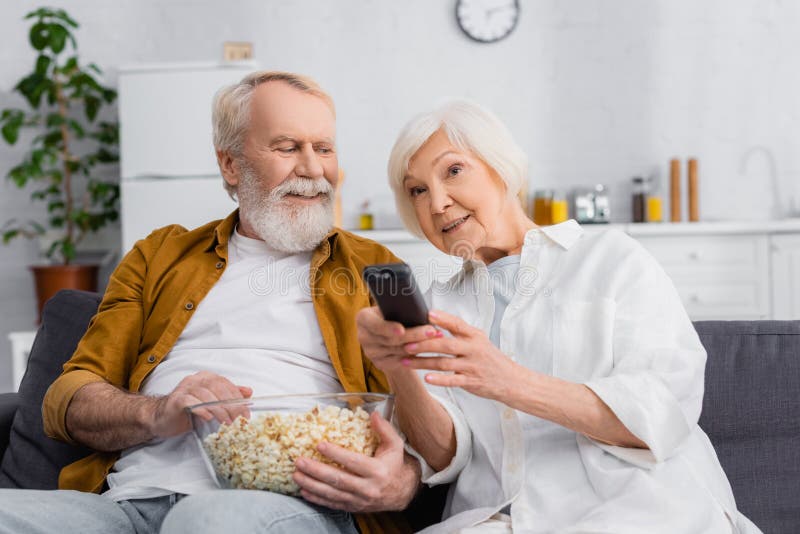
[212,71,335,199]
[387,99,528,238]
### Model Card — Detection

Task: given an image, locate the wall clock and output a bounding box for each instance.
[456,0,520,43]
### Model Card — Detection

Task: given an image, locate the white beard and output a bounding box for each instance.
[236,163,335,253]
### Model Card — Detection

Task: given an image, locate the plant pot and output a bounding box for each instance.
[30,264,99,323]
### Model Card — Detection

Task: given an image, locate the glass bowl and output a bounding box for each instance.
[186,392,394,495]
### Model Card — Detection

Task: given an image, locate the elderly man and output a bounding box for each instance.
[0,71,420,534]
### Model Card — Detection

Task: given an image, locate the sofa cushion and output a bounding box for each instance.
[0,290,100,489]
[696,320,800,534]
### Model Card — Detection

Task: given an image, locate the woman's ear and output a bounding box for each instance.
[217,150,239,189]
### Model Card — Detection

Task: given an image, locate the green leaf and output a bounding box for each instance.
[47,200,65,213]
[43,129,63,147]
[25,8,51,20]
[1,121,20,144]
[15,73,46,108]
[88,63,102,75]
[45,240,60,259]
[67,119,85,138]
[46,113,65,127]
[102,88,117,104]
[35,54,51,75]
[2,229,20,244]
[66,159,81,173]
[61,239,77,262]
[90,121,119,144]
[84,95,100,122]
[48,23,68,54]
[8,165,29,187]
[57,56,78,76]
[96,147,118,163]
[53,9,79,29]
[29,22,49,50]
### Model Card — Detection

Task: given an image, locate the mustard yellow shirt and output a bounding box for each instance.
[42,210,408,533]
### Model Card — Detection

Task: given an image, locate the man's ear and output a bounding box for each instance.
[217,150,239,188]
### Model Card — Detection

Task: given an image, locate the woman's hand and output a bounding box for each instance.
[356,306,444,374]
[401,309,524,404]
[356,306,460,470]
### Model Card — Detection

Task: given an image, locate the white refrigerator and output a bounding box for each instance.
[118,61,257,252]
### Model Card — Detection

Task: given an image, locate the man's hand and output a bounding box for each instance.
[292,411,421,513]
[65,372,252,452]
[148,371,252,438]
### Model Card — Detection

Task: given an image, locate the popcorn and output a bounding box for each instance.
[202,404,378,495]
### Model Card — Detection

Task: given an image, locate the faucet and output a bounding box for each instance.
[739,146,783,219]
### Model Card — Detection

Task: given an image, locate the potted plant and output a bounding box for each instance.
[0,7,119,321]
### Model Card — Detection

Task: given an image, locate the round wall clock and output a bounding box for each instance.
[456,0,520,43]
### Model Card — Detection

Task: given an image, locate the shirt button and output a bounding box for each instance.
[215,261,224,269]
[184,302,194,310]
[147,354,156,363]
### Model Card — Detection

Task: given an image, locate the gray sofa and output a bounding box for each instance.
[1,290,798,532]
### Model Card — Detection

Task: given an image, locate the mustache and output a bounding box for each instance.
[271,177,334,199]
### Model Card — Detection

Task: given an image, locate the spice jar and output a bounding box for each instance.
[532,189,553,226]
[358,200,373,230]
[631,177,647,223]
[550,190,568,224]
[646,178,663,223]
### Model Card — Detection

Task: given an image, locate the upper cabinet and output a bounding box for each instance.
[118,62,256,179]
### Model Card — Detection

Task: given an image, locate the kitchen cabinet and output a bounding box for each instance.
[770,234,800,319]
[634,234,770,319]
[354,220,800,320]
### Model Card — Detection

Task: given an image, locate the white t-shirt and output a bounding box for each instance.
[103,229,343,501]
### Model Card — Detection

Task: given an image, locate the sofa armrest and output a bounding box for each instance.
[0,392,20,460]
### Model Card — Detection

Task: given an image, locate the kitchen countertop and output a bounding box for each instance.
[352,218,800,243]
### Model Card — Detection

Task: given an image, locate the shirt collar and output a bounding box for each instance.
[533,219,584,250]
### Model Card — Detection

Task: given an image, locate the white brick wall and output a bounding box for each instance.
[1,0,799,390]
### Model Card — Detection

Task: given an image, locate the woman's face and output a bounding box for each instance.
[404,129,509,260]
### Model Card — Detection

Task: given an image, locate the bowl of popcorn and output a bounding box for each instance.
[187,392,394,495]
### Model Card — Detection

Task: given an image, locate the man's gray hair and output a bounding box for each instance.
[212,71,335,199]
[387,99,528,238]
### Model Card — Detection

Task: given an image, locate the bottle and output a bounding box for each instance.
[550,190,568,224]
[533,189,552,226]
[688,158,699,222]
[358,200,373,230]
[670,158,681,222]
[632,176,647,223]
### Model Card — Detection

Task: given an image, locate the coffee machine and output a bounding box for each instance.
[573,185,611,224]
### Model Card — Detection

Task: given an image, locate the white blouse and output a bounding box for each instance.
[412,221,762,534]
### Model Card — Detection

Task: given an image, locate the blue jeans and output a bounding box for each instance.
[0,489,357,534]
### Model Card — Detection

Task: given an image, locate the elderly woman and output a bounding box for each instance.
[356,100,761,534]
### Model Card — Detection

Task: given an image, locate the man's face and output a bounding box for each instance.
[237,81,338,203]
[227,82,339,252]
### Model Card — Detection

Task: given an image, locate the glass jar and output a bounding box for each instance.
[631,177,647,223]
[532,189,553,226]
[550,190,568,224]
[358,200,374,230]
[646,178,663,223]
